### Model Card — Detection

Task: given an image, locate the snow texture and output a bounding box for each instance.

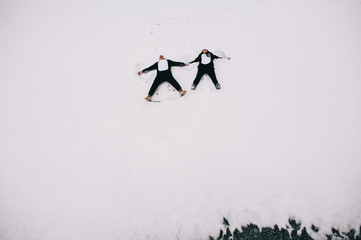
[1,0,361,239]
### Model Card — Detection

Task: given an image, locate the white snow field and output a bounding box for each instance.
[1,0,361,239]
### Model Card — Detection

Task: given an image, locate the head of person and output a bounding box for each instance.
[202,49,208,53]
[159,55,165,60]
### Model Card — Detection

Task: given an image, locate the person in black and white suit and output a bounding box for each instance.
[189,49,230,90]
[138,55,187,102]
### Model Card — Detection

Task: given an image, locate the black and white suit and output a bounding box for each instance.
[190,51,221,87]
[141,60,186,96]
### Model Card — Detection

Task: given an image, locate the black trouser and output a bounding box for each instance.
[148,73,182,96]
[192,65,219,87]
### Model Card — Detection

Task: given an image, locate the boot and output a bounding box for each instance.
[179,89,187,97]
[145,95,151,102]
[216,83,221,90]
[191,84,196,90]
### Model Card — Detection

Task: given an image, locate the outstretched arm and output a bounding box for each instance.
[212,53,231,60]
[189,54,201,64]
[213,54,221,59]
[169,60,186,67]
[138,62,157,75]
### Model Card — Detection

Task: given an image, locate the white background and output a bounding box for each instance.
[1,0,361,239]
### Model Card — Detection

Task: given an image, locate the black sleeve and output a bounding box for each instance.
[169,60,186,67]
[190,54,201,64]
[141,62,157,73]
[212,54,221,60]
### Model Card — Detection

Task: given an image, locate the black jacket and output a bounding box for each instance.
[141,60,186,76]
[190,51,221,69]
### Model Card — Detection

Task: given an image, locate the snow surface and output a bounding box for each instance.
[1,0,361,239]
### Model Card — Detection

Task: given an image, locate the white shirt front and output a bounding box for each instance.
[158,59,169,71]
[201,53,211,65]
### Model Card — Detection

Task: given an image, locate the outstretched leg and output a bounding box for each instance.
[167,76,182,91]
[192,70,205,87]
[168,76,186,97]
[207,69,219,87]
[148,77,163,96]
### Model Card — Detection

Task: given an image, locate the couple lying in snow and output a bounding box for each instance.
[138,49,231,102]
